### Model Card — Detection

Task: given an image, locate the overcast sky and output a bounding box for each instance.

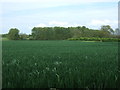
[0,0,119,34]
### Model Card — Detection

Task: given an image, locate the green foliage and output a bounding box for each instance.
[19,33,29,40]
[100,25,114,35]
[8,28,20,40]
[3,25,116,40]
[2,38,9,41]
[32,27,55,40]
[3,25,117,40]
[68,37,120,42]
[3,41,118,88]
[31,26,115,40]
[2,34,8,38]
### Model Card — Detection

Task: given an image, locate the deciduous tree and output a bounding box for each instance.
[8,28,20,40]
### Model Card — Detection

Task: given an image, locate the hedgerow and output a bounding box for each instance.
[67,37,120,42]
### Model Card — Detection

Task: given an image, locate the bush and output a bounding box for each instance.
[67,37,120,42]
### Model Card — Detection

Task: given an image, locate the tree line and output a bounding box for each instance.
[2,25,120,40]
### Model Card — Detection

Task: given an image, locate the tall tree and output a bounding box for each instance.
[8,28,20,40]
[100,25,114,34]
[100,25,114,37]
[19,33,28,40]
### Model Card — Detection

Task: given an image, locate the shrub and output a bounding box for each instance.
[67,37,120,42]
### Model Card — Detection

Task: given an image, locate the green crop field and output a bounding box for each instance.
[2,40,119,88]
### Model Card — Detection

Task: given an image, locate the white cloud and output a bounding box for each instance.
[49,21,68,27]
[87,19,117,29]
[35,21,84,28]
[32,20,117,32]
[89,19,117,26]
[35,23,47,27]
[1,0,118,34]
[90,20,110,25]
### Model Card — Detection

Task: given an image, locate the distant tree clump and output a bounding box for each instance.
[100,25,114,37]
[19,33,29,40]
[32,27,72,40]
[4,25,117,40]
[2,34,8,38]
[8,28,20,40]
[31,26,115,40]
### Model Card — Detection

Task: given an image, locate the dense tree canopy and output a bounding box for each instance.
[19,33,29,40]
[8,28,20,40]
[100,25,114,35]
[31,26,115,40]
[2,25,119,40]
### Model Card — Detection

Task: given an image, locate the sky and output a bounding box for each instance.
[0,0,119,34]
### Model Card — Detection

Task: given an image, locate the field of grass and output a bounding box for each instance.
[2,40,119,88]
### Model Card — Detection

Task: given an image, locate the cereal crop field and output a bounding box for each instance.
[2,40,119,88]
